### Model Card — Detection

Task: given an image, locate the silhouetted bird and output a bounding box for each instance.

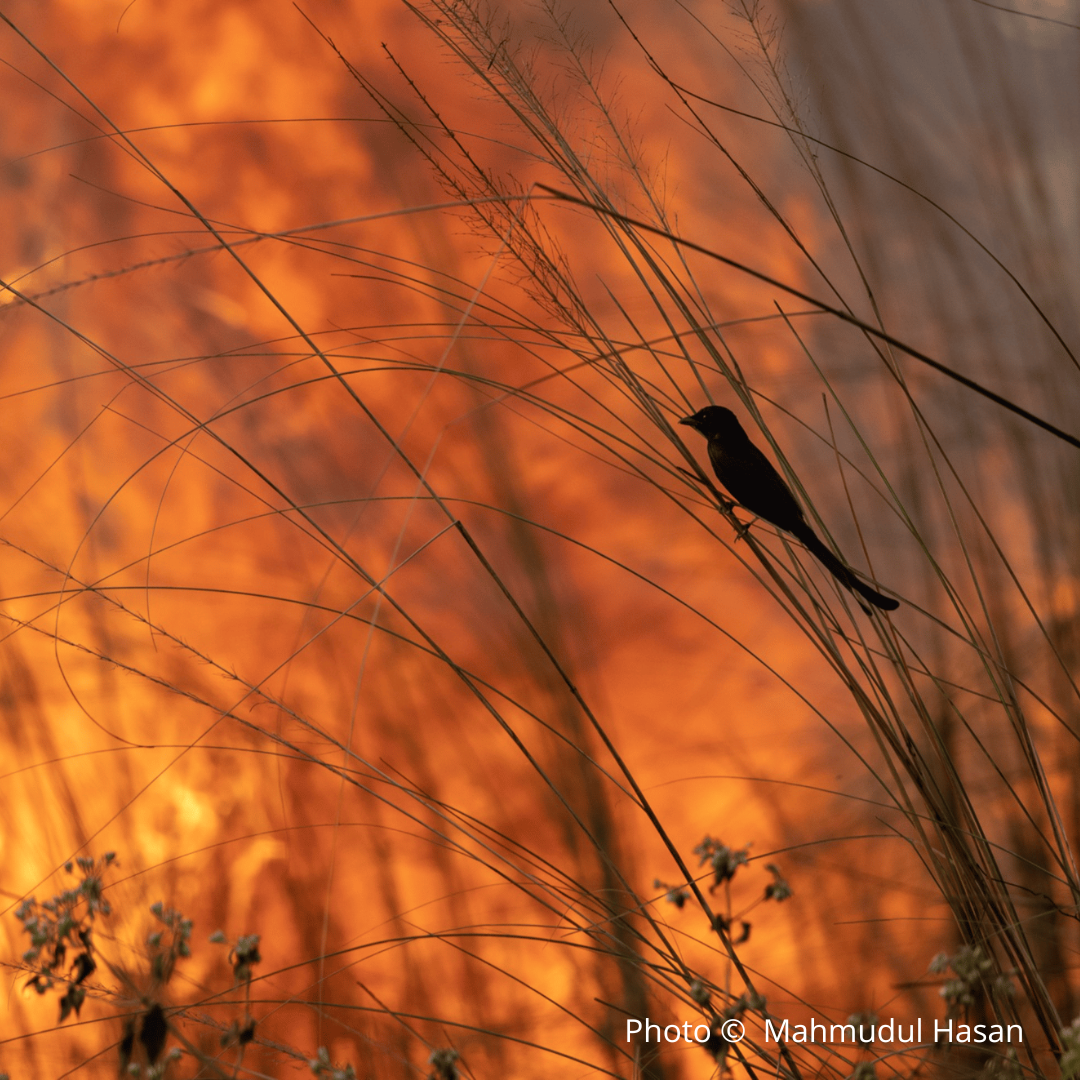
[679,406,899,612]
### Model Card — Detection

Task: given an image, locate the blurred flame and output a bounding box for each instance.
[0,1,1076,1076]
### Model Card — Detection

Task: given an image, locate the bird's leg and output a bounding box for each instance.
[731,514,758,543]
[678,466,736,514]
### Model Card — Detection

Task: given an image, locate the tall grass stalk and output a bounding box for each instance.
[0,1,1078,1078]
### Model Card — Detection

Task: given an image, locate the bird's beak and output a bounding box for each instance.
[678,415,696,429]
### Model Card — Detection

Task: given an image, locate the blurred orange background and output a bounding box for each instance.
[2,1,1078,1077]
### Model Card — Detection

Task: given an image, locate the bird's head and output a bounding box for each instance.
[678,405,743,439]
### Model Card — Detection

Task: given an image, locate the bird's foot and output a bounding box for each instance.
[732,515,758,543]
[678,466,736,514]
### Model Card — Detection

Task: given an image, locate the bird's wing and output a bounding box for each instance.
[708,440,807,533]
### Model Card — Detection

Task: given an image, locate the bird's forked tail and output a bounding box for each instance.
[792,524,899,612]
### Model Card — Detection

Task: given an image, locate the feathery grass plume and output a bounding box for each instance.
[0,0,1077,1076]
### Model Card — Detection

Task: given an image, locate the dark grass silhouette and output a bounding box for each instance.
[4,1,1080,1076]
[680,406,898,612]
